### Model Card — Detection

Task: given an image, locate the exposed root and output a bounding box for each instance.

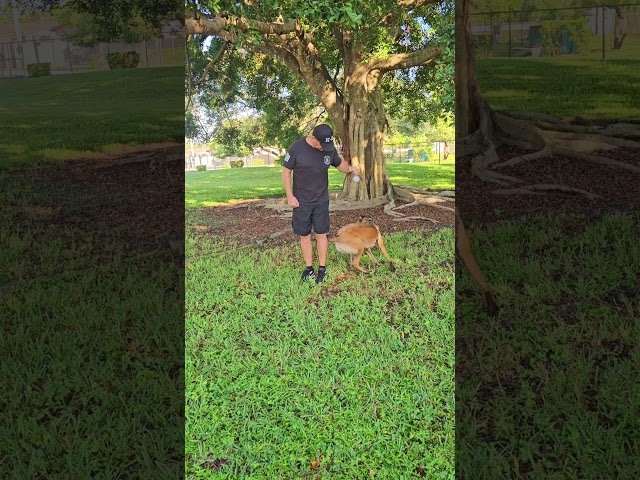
[461,105,640,198]
[393,216,439,223]
[493,184,602,200]
[384,199,405,218]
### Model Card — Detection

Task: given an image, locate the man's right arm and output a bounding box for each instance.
[282,167,299,208]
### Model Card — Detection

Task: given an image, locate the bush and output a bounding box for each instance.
[230,160,244,168]
[27,63,51,77]
[196,165,206,172]
[541,19,590,56]
[106,51,140,70]
[275,155,286,167]
[472,34,493,57]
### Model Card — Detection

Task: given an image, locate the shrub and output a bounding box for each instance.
[275,155,286,167]
[27,63,51,77]
[472,34,493,57]
[230,160,244,168]
[106,51,140,70]
[541,19,590,56]
[196,165,206,172]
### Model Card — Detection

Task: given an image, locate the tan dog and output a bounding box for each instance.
[329,216,395,273]
[456,210,499,316]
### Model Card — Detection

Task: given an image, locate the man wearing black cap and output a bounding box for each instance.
[282,124,360,283]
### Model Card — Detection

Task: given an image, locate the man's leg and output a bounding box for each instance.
[316,233,328,266]
[300,234,314,267]
[292,204,316,281]
[312,201,331,283]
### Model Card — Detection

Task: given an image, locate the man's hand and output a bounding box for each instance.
[287,195,300,208]
[349,166,361,177]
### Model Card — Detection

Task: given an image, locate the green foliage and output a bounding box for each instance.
[188,0,455,150]
[185,183,455,476]
[185,230,454,478]
[229,160,244,168]
[106,51,140,69]
[458,212,640,478]
[196,165,206,171]
[275,154,286,166]
[27,63,51,77]
[53,0,180,46]
[473,34,494,57]
[541,18,590,56]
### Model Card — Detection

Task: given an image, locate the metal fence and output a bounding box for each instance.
[470,3,640,60]
[384,141,454,164]
[0,31,184,78]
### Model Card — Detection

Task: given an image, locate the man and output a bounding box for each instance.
[282,124,360,283]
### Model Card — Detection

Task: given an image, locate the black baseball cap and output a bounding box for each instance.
[312,124,336,152]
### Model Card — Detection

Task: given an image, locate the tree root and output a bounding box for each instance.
[493,184,602,200]
[461,105,640,198]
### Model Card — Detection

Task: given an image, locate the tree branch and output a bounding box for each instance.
[185,11,298,36]
[396,0,441,9]
[371,44,443,72]
[198,41,229,84]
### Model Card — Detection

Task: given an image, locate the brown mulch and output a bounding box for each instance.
[457,145,640,226]
[195,199,455,248]
[1,145,184,263]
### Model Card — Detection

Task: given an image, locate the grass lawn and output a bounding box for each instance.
[185,159,455,210]
[185,165,455,477]
[465,51,640,477]
[0,176,183,477]
[456,213,640,478]
[476,57,640,119]
[0,67,184,169]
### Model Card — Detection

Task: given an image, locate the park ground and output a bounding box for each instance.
[1,56,639,478]
[456,57,640,479]
[184,161,457,478]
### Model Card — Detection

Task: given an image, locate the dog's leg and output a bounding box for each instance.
[352,249,369,273]
[365,248,379,265]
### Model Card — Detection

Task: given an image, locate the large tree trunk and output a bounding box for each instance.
[339,84,390,201]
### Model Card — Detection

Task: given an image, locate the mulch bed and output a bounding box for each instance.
[457,145,640,226]
[1,145,184,262]
[196,200,455,248]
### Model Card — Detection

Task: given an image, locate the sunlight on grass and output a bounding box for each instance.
[185,227,455,477]
[186,162,455,210]
[457,212,640,478]
[477,58,640,119]
[0,67,184,170]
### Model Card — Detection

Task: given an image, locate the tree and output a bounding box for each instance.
[185,0,454,203]
[457,0,640,198]
[53,0,182,46]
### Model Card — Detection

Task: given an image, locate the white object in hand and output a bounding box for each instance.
[353,175,360,182]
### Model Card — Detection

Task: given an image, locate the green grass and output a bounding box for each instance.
[185,217,454,478]
[0,185,183,478]
[476,57,640,119]
[0,67,184,169]
[185,160,455,210]
[185,162,455,477]
[456,212,640,479]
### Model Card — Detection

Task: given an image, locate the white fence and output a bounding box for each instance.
[0,34,184,78]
